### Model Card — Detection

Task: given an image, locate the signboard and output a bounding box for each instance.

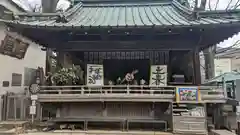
[87,64,104,86]
[31,95,38,100]
[176,87,201,103]
[149,65,167,86]
[29,105,36,115]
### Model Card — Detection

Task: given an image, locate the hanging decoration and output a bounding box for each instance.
[149,65,167,86]
[87,64,104,86]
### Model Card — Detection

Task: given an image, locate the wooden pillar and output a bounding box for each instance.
[237,121,240,135]
[192,48,201,85]
[213,104,218,129]
[0,96,3,121]
[56,104,61,118]
[169,102,173,131]
[57,51,73,68]
[150,102,155,117]
[1,95,7,121]
[14,97,17,120]
[45,48,53,75]
[36,103,41,121]
[203,46,216,80]
[6,96,10,120]
[214,104,223,129]
[56,107,60,118]
[20,97,25,120]
[102,102,107,117]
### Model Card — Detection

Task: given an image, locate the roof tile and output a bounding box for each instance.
[2,0,240,28]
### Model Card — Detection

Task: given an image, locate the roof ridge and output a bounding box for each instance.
[83,2,171,7]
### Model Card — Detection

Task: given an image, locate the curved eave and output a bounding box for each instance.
[3,17,240,31]
[3,0,240,29]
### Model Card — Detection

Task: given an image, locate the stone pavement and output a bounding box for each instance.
[20,130,174,135]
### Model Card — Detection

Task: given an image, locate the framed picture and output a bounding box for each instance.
[176,87,201,102]
[149,65,167,86]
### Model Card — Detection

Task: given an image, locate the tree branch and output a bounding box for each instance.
[194,0,198,10]
[214,0,220,10]
[208,0,212,11]
[200,0,207,10]
[233,0,240,9]
[226,0,233,10]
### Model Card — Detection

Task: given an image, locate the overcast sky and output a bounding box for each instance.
[10,0,240,48]
[12,0,70,11]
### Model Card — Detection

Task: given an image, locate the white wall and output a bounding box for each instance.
[0,23,46,94]
[214,58,232,77]
[231,58,240,72]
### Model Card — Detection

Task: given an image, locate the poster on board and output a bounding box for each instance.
[176,87,201,103]
[87,64,104,86]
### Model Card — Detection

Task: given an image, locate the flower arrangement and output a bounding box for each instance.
[51,65,83,85]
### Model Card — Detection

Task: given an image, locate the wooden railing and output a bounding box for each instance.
[36,85,226,102]
[39,85,175,95]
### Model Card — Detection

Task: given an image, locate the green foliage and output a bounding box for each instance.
[51,65,83,85]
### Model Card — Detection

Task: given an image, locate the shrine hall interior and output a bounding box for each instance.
[63,50,194,85]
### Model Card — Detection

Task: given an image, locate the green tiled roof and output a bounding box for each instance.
[2,0,240,28]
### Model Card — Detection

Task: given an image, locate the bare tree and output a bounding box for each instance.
[222,0,240,10]
[232,0,240,9]
[28,3,42,12]
[199,0,206,10]
[208,0,212,10]
[41,0,59,13]
[226,0,233,10]
[214,0,220,10]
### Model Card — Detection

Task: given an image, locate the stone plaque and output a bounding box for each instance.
[87,64,104,86]
[149,65,167,86]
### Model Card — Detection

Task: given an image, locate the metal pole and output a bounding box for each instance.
[31,113,34,123]
[31,100,35,124]
[222,77,227,98]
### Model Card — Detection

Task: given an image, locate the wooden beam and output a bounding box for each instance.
[55,41,197,51]
[61,32,198,42]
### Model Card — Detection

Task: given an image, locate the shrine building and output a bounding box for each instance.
[1,0,240,134]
